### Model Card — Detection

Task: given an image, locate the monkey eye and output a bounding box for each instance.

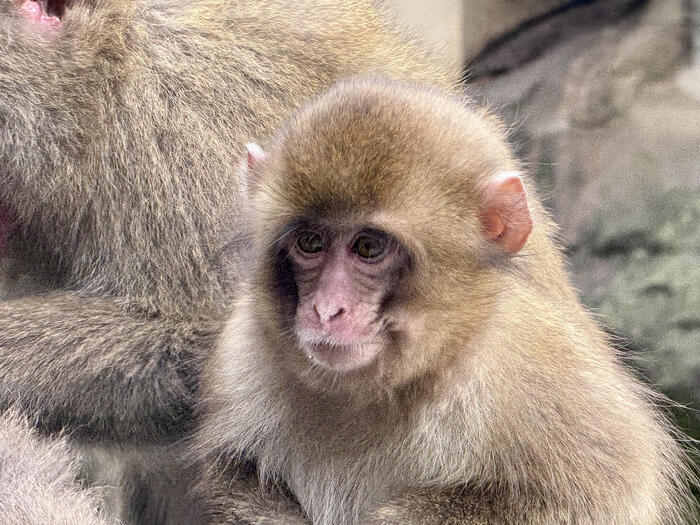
[296,231,325,254]
[352,233,388,260]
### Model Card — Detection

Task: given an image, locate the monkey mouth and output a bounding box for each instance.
[301,338,383,372]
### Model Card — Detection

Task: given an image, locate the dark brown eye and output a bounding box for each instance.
[296,231,325,254]
[352,234,387,260]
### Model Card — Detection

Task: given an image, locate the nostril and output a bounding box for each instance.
[313,304,346,323]
[326,308,345,322]
[328,307,345,321]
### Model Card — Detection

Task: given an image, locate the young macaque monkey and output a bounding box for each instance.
[198,77,697,524]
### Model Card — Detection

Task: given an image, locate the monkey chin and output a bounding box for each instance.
[300,339,383,373]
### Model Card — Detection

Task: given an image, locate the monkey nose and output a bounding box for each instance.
[313,304,346,323]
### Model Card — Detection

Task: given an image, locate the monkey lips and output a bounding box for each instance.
[298,335,384,372]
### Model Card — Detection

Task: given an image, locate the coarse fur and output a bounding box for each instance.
[198,78,698,524]
[0,0,454,522]
[0,410,113,525]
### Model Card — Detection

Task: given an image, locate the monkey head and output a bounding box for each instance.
[242,78,534,397]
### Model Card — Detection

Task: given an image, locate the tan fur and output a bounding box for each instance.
[0,410,114,525]
[0,0,453,521]
[198,78,698,524]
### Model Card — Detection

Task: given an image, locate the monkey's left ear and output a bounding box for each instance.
[479,171,533,255]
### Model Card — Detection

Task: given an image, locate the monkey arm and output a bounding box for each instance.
[0,410,112,525]
[370,489,490,525]
[0,409,114,525]
[198,457,309,525]
[369,488,552,525]
[0,291,213,443]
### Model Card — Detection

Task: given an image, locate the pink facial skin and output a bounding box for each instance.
[19,0,62,29]
[289,229,400,372]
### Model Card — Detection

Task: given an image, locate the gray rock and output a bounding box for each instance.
[580,189,700,404]
[471,0,700,404]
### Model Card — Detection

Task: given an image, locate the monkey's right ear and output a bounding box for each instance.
[479,171,533,255]
[245,143,267,171]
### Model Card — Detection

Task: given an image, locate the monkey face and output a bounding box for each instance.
[285,226,403,372]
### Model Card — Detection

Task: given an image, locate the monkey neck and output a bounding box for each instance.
[254,365,485,524]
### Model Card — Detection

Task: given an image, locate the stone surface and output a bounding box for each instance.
[584,189,700,404]
[470,0,700,407]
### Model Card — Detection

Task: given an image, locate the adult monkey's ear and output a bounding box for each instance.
[479,171,533,255]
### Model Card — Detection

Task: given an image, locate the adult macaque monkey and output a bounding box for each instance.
[198,78,697,524]
[0,0,451,522]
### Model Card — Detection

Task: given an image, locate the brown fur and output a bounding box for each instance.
[197,78,698,524]
[0,0,453,522]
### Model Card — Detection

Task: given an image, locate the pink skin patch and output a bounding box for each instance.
[479,171,533,255]
[0,207,14,257]
[289,230,398,372]
[19,0,62,29]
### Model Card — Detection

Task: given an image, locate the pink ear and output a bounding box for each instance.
[479,171,533,255]
[245,143,267,171]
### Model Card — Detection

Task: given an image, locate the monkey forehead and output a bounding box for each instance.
[256,77,517,237]
[287,77,510,156]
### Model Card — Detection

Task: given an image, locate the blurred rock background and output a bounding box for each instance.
[387,0,700,472]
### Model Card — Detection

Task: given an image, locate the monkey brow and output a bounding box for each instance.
[271,219,338,245]
[268,219,322,252]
